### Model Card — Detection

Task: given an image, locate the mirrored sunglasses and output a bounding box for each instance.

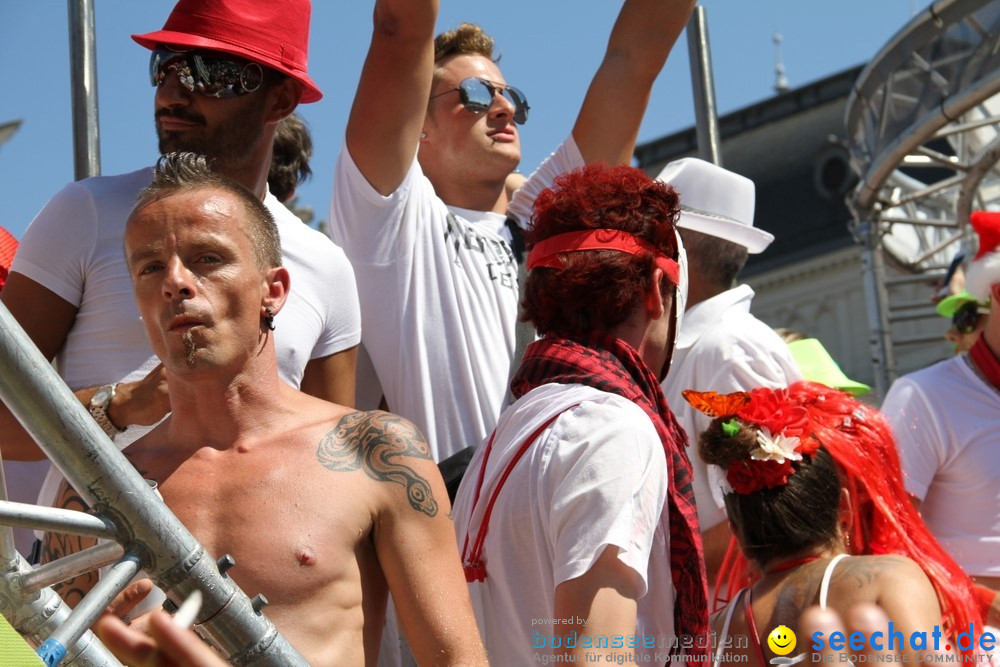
[952,301,981,334]
[432,77,530,125]
[149,47,263,99]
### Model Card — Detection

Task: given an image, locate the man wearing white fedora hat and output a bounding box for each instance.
[655,157,802,588]
[881,210,1000,628]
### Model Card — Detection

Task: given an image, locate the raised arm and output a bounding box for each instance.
[345,0,438,195]
[573,0,697,165]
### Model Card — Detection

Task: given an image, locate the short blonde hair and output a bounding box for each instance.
[434,23,496,63]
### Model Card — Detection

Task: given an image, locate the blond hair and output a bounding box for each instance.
[434,23,496,63]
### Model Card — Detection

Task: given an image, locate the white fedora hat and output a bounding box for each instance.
[655,158,774,254]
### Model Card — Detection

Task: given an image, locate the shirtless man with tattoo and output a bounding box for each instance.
[99,153,485,666]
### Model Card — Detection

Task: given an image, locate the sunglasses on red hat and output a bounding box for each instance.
[150,47,263,99]
[430,77,530,125]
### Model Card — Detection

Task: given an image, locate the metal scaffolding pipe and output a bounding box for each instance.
[67,0,101,180]
[686,6,723,166]
[19,541,125,593]
[0,301,307,664]
[38,552,142,666]
[0,552,121,666]
[860,221,896,396]
[0,502,117,540]
[0,458,19,565]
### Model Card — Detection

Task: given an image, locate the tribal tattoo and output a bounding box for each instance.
[771,555,896,621]
[44,481,98,606]
[317,411,439,517]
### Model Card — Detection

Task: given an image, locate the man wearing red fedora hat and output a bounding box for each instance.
[330,0,696,469]
[882,210,1000,629]
[0,0,360,614]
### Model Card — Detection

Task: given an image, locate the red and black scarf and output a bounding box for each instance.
[510,332,709,651]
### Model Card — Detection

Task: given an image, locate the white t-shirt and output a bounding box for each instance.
[881,355,1000,577]
[12,167,361,505]
[329,139,584,460]
[661,285,802,529]
[452,383,674,666]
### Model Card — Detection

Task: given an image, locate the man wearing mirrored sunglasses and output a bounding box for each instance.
[331,0,696,469]
[1,0,360,593]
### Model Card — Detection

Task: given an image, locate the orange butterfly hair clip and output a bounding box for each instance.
[681,389,751,417]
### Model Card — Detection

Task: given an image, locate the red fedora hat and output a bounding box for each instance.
[132,0,322,103]
[0,225,18,292]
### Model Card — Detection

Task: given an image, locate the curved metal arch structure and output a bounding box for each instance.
[846,0,1000,395]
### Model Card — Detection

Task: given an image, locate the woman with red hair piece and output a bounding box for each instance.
[685,381,986,666]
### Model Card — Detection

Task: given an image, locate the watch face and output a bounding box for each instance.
[93,386,113,407]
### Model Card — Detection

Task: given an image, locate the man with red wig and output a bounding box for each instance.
[452,164,708,665]
[881,211,1000,629]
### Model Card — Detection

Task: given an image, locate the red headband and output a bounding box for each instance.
[526,229,680,285]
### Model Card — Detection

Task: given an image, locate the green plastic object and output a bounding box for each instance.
[935,291,990,319]
[787,338,871,396]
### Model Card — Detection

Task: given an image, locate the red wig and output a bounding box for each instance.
[523,163,680,336]
[713,381,983,642]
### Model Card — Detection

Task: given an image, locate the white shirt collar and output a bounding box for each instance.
[675,284,756,350]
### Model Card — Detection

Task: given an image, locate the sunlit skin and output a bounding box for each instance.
[118,186,484,665]
[153,48,296,193]
[124,189,278,381]
[418,54,522,213]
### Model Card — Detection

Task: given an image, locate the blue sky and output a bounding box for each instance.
[1,1,920,239]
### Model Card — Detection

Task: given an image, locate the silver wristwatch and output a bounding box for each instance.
[89,383,123,438]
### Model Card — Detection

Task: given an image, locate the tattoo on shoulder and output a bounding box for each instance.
[317,411,439,517]
[837,554,884,592]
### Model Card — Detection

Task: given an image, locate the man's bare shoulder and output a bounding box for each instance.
[315,410,440,518]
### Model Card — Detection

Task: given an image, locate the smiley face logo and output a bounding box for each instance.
[767,625,797,656]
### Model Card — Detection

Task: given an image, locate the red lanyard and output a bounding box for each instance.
[744,589,769,667]
[765,555,821,575]
[461,406,578,583]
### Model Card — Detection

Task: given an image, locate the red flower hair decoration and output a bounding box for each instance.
[682,387,820,494]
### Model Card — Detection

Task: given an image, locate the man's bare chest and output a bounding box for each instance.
[133,442,379,604]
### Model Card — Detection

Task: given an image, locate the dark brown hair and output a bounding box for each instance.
[134,152,281,270]
[700,418,842,566]
[680,228,749,290]
[268,113,312,203]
